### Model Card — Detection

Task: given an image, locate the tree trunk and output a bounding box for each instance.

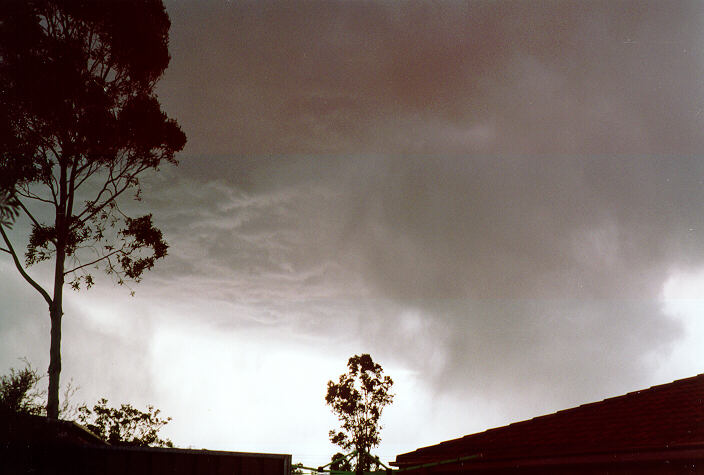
[46,226,66,419]
[356,447,366,475]
[48,162,67,420]
[47,241,65,419]
[46,301,62,419]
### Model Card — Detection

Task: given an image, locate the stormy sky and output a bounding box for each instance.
[3,0,704,466]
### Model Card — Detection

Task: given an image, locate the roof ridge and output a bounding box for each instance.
[395,373,704,464]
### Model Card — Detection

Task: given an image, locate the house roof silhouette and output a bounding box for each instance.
[1,411,292,475]
[393,373,704,473]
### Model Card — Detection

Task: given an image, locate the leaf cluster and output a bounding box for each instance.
[325,354,394,471]
[77,398,173,447]
[0,190,19,228]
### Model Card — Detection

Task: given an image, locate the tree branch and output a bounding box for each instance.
[64,248,123,275]
[73,160,100,191]
[67,156,79,218]
[15,198,44,231]
[76,163,149,225]
[47,166,59,206]
[22,123,62,208]
[78,165,117,218]
[0,225,53,307]
[16,186,56,205]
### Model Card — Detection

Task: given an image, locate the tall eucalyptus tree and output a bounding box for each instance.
[0,0,186,418]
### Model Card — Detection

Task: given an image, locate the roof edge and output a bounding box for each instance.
[393,444,704,472]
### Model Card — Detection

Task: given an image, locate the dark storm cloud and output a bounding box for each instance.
[161,0,704,166]
[149,0,704,411]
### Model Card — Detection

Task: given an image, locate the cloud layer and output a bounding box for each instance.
[137,0,704,413]
[162,0,704,162]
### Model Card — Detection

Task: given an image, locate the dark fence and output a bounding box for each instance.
[2,443,292,475]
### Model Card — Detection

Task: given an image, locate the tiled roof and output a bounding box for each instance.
[394,373,704,469]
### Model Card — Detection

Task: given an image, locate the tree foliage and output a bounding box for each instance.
[77,398,173,447]
[325,354,394,472]
[0,0,186,418]
[330,452,353,472]
[0,360,45,416]
[0,190,19,228]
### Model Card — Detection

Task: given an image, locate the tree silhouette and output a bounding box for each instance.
[77,398,173,447]
[325,354,394,473]
[0,360,44,416]
[0,0,186,418]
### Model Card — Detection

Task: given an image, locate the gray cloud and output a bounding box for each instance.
[319,153,696,407]
[150,0,704,412]
[0,263,159,412]
[132,148,697,415]
[0,265,50,374]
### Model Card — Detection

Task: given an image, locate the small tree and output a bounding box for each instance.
[0,360,44,415]
[0,0,186,418]
[325,354,394,473]
[77,398,173,447]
